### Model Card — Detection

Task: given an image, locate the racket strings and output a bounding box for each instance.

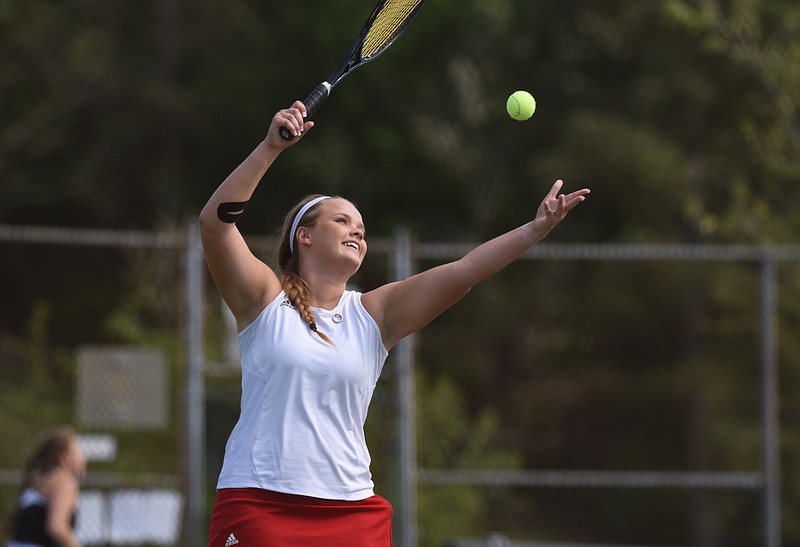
[362,0,424,59]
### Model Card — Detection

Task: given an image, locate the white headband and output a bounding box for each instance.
[289,196,331,254]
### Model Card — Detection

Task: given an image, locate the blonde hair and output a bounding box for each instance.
[277,194,341,346]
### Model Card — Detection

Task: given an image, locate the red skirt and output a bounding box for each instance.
[208,488,393,547]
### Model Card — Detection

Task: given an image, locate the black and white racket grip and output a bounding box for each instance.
[280,82,331,140]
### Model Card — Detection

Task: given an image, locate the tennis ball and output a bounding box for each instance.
[506,90,536,121]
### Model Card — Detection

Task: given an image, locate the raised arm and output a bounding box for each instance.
[199,101,313,330]
[363,180,589,349]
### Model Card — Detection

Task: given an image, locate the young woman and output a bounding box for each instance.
[201,101,590,546]
[7,427,86,547]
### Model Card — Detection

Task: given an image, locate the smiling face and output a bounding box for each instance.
[297,198,367,272]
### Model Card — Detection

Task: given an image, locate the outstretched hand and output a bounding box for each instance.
[528,180,590,242]
[264,100,315,150]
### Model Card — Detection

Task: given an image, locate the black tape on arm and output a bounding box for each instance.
[217,201,249,223]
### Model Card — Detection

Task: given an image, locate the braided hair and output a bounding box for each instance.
[277,195,337,346]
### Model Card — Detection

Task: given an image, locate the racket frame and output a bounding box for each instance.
[279,0,426,140]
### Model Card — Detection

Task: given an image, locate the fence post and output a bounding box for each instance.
[760,258,780,547]
[392,228,418,547]
[184,220,206,546]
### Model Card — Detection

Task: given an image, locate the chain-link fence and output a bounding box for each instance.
[1,224,798,547]
[409,242,800,547]
[0,225,188,546]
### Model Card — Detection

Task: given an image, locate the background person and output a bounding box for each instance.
[7,427,86,547]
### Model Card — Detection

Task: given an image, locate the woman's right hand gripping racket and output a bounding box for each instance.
[280,0,427,140]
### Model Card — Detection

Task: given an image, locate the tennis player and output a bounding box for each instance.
[201,100,589,546]
[7,427,86,547]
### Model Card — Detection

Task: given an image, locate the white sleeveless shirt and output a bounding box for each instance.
[216,290,389,501]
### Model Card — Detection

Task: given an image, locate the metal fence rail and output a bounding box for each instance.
[418,469,764,489]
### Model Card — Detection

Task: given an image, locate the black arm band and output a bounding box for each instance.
[217,201,249,223]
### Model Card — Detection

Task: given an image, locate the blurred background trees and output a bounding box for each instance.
[2,0,798,241]
[2,0,799,545]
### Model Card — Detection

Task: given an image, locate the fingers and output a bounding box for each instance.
[544,193,565,216]
[543,180,587,215]
[541,183,589,218]
[568,188,591,199]
[547,179,564,200]
[549,183,590,209]
[563,188,590,211]
[273,100,313,140]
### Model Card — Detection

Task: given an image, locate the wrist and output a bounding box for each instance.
[523,219,553,246]
[258,138,282,157]
[521,222,537,246]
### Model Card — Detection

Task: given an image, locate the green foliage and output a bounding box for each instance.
[2,0,798,242]
[2,0,800,544]
[662,0,800,241]
[0,247,183,537]
[0,300,74,466]
[416,370,522,547]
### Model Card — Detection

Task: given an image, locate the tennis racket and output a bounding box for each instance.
[280,0,427,140]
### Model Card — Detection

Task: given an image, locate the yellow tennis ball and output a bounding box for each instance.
[506,90,536,121]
